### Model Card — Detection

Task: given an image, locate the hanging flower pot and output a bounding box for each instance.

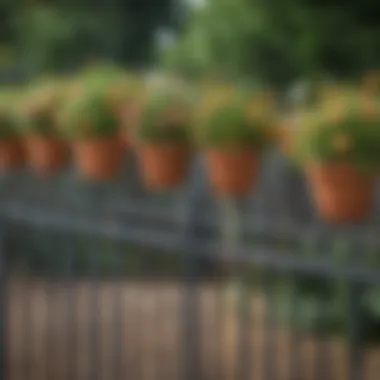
[293,89,379,223]
[0,98,26,170]
[18,81,69,174]
[73,138,124,181]
[205,148,260,197]
[59,85,125,181]
[138,143,190,190]
[82,69,144,152]
[0,139,25,170]
[24,135,68,174]
[198,90,274,197]
[136,90,192,190]
[306,163,374,223]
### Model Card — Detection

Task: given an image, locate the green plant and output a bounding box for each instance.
[18,81,63,136]
[0,91,21,139]
[198,91,274,148]
[293,90,380,171]
[59,86,120,139]
[0,111,18,140]
[137,90,193,143]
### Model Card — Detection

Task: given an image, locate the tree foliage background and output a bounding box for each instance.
[162,0,380,87]
[1,0,380,341]
[0,0,176,77]
[2,0,380,85]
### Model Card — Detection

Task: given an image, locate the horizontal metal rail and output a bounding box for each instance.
[3,203,380,284]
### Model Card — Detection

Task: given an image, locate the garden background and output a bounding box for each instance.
[1,0,380,364]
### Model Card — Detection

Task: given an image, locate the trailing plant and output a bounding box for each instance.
[293,88,380,171]
[18,80,64,136]
[0,91,22,139]
[197,90,276,148]
[73,67,145,134]
[59,85,120,139]
[137,90,194,144]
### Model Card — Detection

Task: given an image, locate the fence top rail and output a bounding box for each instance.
[2,202,380,284]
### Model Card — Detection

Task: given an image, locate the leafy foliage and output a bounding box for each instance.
[2,0,175,76]
[197,90,275,147]
[293,88,380,170]
[59,85,120,139]
[17,80,64,136]
[0,89,22,138]
[163,0,380,86]
[137,90,193,143]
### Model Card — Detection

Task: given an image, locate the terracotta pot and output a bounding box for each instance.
[306,163,374,223]
[205,148,260,197]
[138,143,190,190]
[0,139,26,170]
[25,135,69,174]
[73,137,124,181]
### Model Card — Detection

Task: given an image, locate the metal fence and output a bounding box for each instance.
[0,148,379,380]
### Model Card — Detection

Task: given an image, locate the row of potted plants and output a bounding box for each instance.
[1,72,380,225]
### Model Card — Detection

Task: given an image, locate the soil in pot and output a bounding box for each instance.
[73,137,124,181]
[138,143,190,190]
[25,136,69,174]
[306,163,375,223]
[0,139,26,170]
[205,148,260,197]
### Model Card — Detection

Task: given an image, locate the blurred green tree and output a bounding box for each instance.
[162,0,380,86]
[1,0,175,75]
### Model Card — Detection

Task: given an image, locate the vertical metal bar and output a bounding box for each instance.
[216,281,225,380]
[262,268,276,380]
[152,266,159,380]
[347,239,365,380]
[65,237,78,380]
[278,152,301,380]
[288,270,301,380]
[182,219,200,380]
[219,199,251,380]
[111,244,125,380]
[181,165,202,380]
[217,200,232,380]
[86,185,102,380]
[89,248,100,380]
[347,282,365,380]
[46,232,59,380]
[303,229,331,380]
[260,159,279,380]
[136,270,144,380]
[22,230,33,380]
[236,275,251,380]
[0,217,8,380]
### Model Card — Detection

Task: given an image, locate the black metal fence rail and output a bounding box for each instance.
[0,151,379,380]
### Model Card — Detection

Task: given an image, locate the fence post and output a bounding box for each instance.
[219,198,251,380]
[0,216,8,380]
[347,279,365,380]
[181,158,204,380]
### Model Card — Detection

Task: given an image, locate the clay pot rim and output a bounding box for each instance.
[69,134,121,142]
[204,145,261,155]
[137,140,191,149]
[305,160,377,173]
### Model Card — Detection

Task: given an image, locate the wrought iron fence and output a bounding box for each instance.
[0,149,379,380]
